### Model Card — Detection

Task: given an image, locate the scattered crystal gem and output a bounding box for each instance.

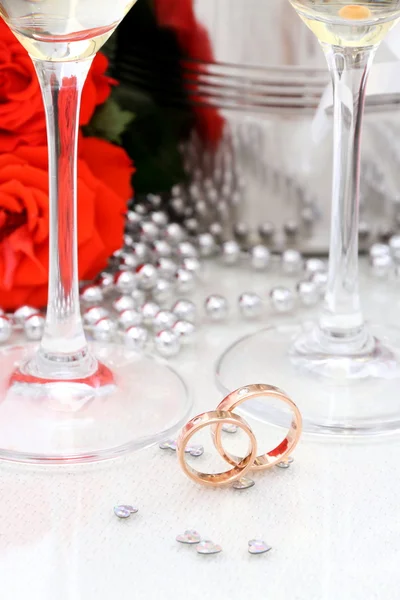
[114,505,139,519]
[176,530,201,545]
[222,423,238,434]
[248,540,272,555]
[276,456,294,469]
[159,439,177,451]
[185,444,204,457]
[232,477,255,490]
[196,540,222,555]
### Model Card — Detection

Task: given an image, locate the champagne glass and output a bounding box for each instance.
[0,0,191,462]
[216,1,400,436]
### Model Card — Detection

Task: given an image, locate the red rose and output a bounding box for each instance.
[154,0,224,147]
[0,139,133,310]
[0,18,116,151]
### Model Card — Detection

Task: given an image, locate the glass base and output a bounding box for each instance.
[0,342,191,463]
[216,322,400,438]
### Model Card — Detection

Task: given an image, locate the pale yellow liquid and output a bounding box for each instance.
[290,0,400,46]
[0,0,137,60]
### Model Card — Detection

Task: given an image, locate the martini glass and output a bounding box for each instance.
[0,0,191,463]
[216,1,400,437]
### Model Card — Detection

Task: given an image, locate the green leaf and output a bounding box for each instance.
[84,97,135,144]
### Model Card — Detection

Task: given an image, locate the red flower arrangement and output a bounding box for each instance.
[0,20,134,310]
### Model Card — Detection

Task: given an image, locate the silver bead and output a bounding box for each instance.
[124,326,149,351]
[83,306,109,326]
[370,253,393,278]
[141,302,160,326]
[171,185,183,198]
[14,305,38,325]
[96,271,114,291]
[131,288,146,308]
[177,242,198,260]
[175,268,195,294]
[151,211,169,228]
[369,243,390,259]
[258,222,275,242]
[173,299,196,323]
[296,280,320,307]
[153,310,176,333]
[152,240,173,259]
[118,309,143,330]
[126,210,141,231]
[152,278,174,304]
[92,317,117,342]
[165,223,186,246]
[112,295,136,313]
[114,271,136,294]
[140,221,159,243]
[154,329,181,357]
[132,242,149,263]
[172,320,196,344]
[119,252,138,271]
[309,271,328,294]
[170,197,186,216]
[209,222,224,242]
[281,249,303,275]
[284,219,299,237]
[124,234,134,247]
[23,313,45,341]
[134,203,147,216]
[250,245,271,271]
[184,218,199,235]
[238,293,263,319]
[234,222,249,242]
[80,285,104,305]
[0,315,12,343]
[389,235,400,262]
[269,287,295,313]
[304,258,326,275]
[147,193,162,208]
[205,295,229,321]
[358,221,371,241]
[182,256,202,276]
[195,200,208,218]
[301,206,316,227]
[198,233,217,258]
[136,263,158,290]
[156,257,177,280]
[221,240,241,266]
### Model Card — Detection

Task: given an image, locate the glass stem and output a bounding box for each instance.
[318,44,377,352]
[33,58,94,378]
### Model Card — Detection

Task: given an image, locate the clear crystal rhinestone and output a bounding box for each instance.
[248,540,272,555]
[176,530,201,544]
[276,456,294,469]
[232,477,255,490]
[196,540,222,555]
[186,444,204,457]
[222,423,238,434]
[159,439,177,451]
[114,505,139,519]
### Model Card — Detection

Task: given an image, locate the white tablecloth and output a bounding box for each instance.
[1,260,400,600]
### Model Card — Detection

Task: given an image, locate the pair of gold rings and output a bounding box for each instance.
[177,384,302,487]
